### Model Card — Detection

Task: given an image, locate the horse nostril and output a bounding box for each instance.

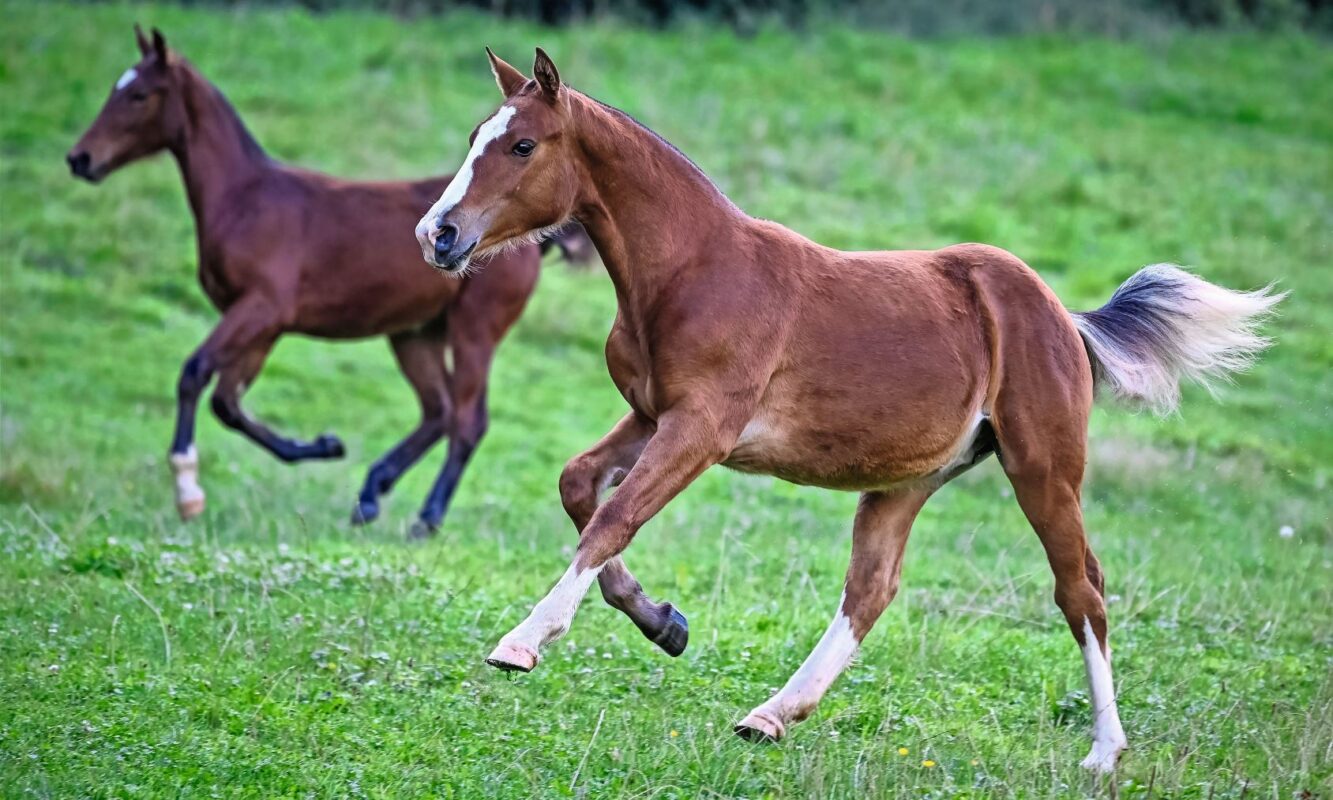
[434,224,459,260]
[67,152,91,177]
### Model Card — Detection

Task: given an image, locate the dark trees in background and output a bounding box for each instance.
[174,0,1333,33]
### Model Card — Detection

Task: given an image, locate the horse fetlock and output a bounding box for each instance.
[408,517,439,540]
[169,446,206,520]
[315,433,346,458]
[350,498,379,526]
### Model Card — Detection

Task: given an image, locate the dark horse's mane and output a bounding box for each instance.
[180,59,269,164]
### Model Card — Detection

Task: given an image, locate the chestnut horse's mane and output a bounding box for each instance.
[176,58,268,165]
[575,89,741,215]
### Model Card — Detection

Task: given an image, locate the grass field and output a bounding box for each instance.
[1,2,1330,796]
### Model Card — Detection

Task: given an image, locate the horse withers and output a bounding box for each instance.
[415,48,1283,772]
[66,28,581,536]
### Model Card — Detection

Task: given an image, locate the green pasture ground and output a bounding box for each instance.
[1,2,1329,796]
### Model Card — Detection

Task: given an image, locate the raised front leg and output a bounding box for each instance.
[559,413,688,656]
[210,340,346,463]
[735,488,930,742]
[486,407,728,672]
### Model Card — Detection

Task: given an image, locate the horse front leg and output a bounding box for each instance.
[485,407,730,672]
[559,412,689,656]
[167,295,285,520]
[209,340,347,463]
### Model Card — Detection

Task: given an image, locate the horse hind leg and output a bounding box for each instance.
[993,402,1127,773]
[352,330,450,525]
[735,488,929,741]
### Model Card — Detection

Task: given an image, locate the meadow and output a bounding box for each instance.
[1,2,1330,796]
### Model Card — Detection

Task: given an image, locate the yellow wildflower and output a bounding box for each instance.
[897,747,909,756]
[922,759,936,768]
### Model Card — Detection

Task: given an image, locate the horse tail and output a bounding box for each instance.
[540,222,597,268]
[1071,264,1284,415]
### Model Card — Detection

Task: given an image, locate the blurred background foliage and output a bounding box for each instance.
[162,0,1333,33]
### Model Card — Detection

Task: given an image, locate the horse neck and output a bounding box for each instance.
[571,96,744,311]
[168,66,269,225]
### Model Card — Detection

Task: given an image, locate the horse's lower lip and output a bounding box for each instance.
[436,241,476,272]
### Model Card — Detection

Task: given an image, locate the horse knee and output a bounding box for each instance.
[177,354,212,398]
[209,392,242,429]
[559,455,600,522]
[456,406,488,446]
[1084,552,1106,598]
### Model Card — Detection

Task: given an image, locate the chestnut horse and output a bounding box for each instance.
[67,28,579,536]
[415,49,1282,771]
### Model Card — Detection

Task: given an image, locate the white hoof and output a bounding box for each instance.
[169,447,205,521]
[486,640,538,673]
[734,708,786,742]
[176,493,206,521]
[1080,739,1126,773]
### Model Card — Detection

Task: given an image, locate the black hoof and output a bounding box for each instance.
[350,499,379,525]
[651,604,689,657]
[408,518,438,540]
[316,434,346,459]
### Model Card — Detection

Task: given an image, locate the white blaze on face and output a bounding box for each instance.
[116,67,138,91]
[1079,616,1128,773]
[415,104,517,247]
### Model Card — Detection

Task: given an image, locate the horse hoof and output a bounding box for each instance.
[651,604,689,657]
[407,518,437,540]
[317,434,346,459]
[734,710,785,743]
[176,496,205,521]
[1080,741,1126,774]
[350,499,379,526]
[486,641,538,673]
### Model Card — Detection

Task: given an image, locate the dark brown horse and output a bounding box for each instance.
[415,49,1283,771]
[66,28,575,536]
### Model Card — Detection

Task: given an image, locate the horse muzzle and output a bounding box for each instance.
[66,150,102,183]
[417,219,477,273]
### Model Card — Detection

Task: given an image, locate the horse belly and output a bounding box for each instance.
[723,337,988,490]
[723,404,981,491]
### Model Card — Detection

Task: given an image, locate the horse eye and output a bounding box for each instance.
[512,140,536,157]
[129,90,149,103]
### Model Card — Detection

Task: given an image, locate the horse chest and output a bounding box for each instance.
[604,320,658,418]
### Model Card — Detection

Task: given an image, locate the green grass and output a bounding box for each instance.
[1,2,1330,796]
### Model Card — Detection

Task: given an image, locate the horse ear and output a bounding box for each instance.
[532,47,561,101]
[134,24,151,57]
[486,47,527,99]
[150,27,170,64]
